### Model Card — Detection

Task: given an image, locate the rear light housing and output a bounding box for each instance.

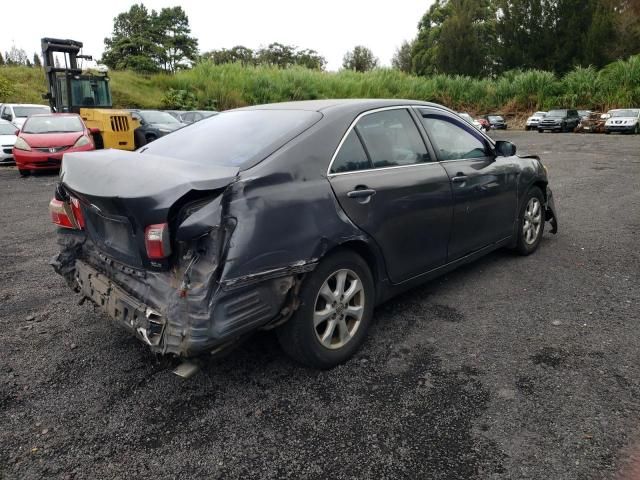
[49,196,85,230]
[145,223,171,259]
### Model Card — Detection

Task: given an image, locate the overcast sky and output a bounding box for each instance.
[1,0,430,71]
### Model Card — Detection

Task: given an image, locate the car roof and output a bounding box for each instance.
[233,99,451,116]
[4,103,51,108]
[28,113,80,118]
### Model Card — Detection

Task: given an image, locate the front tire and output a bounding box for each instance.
[516,187,545,255]
[18,169,30,177]
[277,250,375,369]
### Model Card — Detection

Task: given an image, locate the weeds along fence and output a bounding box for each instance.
[1,55,638,113]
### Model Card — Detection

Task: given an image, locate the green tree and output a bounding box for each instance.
[342,46,378,72]
[5,46,29,66]
[412,0,496,77]
[392,40,414,73]
[294,49,326,70]
[202,46,255,65]
[155,6,198,72]
[256,43,296,68]
[32,53,42,68]
[102,4,161,73]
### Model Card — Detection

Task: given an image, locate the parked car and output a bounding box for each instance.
[129,110,187,146]
[50,100,558,370]
[604,108,640,134]
[476,117,490,132]
[537,109,580,133]
[0,119,18,165]
[180,110,219,125]
[457,112,483,131]
[525,111,547,130]
[13,114,94,176]
[577,110,592,120]
[0,104,52,128]
[482,114,507,129]
[576,112,606,133]
[164,110,185,121]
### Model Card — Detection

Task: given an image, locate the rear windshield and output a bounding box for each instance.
[23,116,83,134]
[13,106,51,117]
[488,115,503,121]
[611,109,639,117]
[140,109,322,168]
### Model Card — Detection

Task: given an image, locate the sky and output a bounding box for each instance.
[1,0,431,71]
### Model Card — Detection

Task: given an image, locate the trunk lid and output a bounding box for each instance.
[60,149,239,268]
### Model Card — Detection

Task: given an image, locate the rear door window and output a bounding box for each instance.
[330,130,372,173]
[355,109,430,168]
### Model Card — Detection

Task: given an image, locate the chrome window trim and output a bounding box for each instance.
[328,161,444,177]
[326,104,495,177]
[327,105,431,177]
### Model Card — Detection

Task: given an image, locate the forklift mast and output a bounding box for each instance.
[41,37,111,113]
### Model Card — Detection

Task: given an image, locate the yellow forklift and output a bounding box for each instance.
[41,37,139,150]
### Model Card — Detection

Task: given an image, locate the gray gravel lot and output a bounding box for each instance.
[1,131,639,479]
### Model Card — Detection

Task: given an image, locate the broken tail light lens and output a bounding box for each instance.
[50,197,85,230]
[145,223,171,259]
[50,198,75,229]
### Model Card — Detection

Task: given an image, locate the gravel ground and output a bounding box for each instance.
[1,131,639,480]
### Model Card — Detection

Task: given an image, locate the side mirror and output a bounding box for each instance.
[495,140,516,157]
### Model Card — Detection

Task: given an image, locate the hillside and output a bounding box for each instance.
[1,55,639,115]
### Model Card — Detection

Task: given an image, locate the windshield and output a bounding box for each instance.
[139,111,181,124]
[611,109,639,118]
[13,106,51,118]
[23,116,84,134]
[0,123,16,135]
[488,115,503,121]
[70,78,111,107]
[547,110,567,117]
[140,109,322,168]
[534,112,546,116]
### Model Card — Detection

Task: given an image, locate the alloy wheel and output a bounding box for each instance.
[313,269,365,350]
[523,197,542,245]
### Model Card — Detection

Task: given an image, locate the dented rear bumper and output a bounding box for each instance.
[51,229,312,357]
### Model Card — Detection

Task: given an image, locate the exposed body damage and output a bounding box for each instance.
[50,99,558,365]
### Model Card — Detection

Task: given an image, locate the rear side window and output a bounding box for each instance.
[141,109,322,169]
[419,113,488,161]
[355,109,429,168]
[330,130,371,173]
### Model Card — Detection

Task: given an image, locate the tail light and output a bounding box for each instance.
[145,223,171,259]
[50,196,85,230]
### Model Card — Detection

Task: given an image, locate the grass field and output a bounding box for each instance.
[1,54,638,114]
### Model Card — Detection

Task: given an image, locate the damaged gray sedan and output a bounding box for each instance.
[50,100,558,369]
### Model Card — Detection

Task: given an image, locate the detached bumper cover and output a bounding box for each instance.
[545,187,558,234]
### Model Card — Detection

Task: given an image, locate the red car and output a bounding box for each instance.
[13,113,94,176]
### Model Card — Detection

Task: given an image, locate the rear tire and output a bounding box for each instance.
[93,133,104,150]
[134,129,147,149]
[515,187,545,256]
[277,250,375,369]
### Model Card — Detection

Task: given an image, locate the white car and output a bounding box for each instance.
[605,108,640,134]
[0,103,51,129]
[458,112,483,131]
[525,111,547,130]
[0,119,18,165]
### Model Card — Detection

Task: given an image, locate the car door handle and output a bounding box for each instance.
[347,188,376,198]
[451,174,467,183]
